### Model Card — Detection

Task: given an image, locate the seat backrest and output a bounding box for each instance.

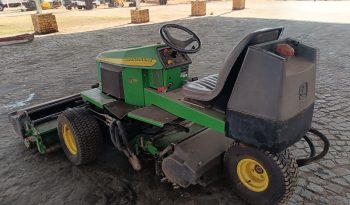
[211,27,284,110]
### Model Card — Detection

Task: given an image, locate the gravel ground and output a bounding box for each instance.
[0,16,350,205]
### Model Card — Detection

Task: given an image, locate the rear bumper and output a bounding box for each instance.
[225,103,314,152]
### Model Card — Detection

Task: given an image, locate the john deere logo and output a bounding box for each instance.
[299,82,308,100]
[98,57,156,67]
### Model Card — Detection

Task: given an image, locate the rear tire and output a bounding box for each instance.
[58,108,103,165]
[0,5,4,11]
[224,142,298,205]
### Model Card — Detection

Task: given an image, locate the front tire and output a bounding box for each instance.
[58,108,103,165]
[0,5,4,11]
[224,142,298,205]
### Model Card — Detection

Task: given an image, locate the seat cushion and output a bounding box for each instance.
[183,74,218,99]
[182,27,284,103]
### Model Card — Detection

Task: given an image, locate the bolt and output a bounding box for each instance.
[255,165,264,174]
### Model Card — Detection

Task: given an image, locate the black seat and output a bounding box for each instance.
[183,27,284,109]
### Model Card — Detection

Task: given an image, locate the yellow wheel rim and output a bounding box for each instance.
[62,123,77,155]
[237,158,269,192]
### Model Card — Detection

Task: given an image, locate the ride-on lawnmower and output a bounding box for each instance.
[9,24,329,205]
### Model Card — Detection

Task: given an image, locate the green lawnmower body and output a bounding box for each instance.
[96,44,188,106]
[9,42,224,155]
[8,25,329,205]
[94,43,224,131]
[83,43,226,157]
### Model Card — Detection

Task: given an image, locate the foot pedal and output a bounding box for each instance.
[128,105,178,127]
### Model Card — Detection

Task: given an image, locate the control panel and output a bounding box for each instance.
[158,47,192,69]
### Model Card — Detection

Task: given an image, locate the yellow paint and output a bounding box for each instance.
[41,2,52,9]
[114,0,124,7]
[98,57,156,67]
[62,123,77,155]
[236,158,269,192]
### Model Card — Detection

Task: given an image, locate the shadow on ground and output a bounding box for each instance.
[0,16,349,205]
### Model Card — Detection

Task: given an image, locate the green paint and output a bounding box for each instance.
[144,141,158,156]
[24,119,60,154]
[80,88,116,109]
[25,125,47,154]
[144,89,225,133]
[163,66,187,91]
[122,68,145,106]
[146,66,188,91]
[36,120,60,146]
[94,43,191,107]
[131,123,206,156]
[155,123,206,149]
[128,112,164,127]
[35,135,46,154]
[147,69,163,89]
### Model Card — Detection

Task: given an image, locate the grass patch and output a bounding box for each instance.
[0,16,34,36]
[0,14,130,37]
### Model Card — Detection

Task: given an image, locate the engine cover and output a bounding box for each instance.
[226,38,317,152]
[161,129,232,187]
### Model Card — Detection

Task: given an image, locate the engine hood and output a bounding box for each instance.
[96,44,166,69]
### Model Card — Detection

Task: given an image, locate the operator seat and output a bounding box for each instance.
[183,27,284,110]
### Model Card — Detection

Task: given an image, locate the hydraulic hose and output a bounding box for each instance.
[109,119,142,171]
[116,120,133,155]
[109,120,124,152]
[297,128,330,167]
[303,135,316,158]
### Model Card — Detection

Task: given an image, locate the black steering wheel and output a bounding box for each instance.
[160,24,201,54]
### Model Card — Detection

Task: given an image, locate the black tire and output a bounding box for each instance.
[58,108,103,165]
[224,142,298,205]
[159,0,167,5]
[0,5,4,11]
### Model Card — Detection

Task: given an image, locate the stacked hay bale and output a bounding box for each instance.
[191,1,206,16]
[130,9,150,23]
[233,0,245,10]
[31,13,58,35]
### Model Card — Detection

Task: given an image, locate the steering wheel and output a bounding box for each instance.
[160,24,201,54]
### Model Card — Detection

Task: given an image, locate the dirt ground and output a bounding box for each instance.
[1,1,350,205]
[0,0,350,36]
